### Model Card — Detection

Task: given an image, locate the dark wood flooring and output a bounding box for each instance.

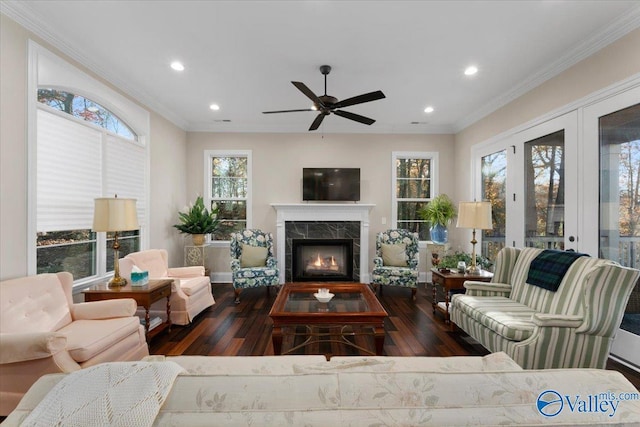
[150,282,640,390]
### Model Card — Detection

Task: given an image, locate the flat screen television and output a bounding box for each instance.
[303,168,360,201]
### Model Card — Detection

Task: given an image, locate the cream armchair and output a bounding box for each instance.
[0,272,148,415]
[119,249,214,325]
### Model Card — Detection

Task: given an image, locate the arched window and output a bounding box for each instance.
[38,88,136,140]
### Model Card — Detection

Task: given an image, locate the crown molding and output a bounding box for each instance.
[1,0,189,130]
[454,4,640,133]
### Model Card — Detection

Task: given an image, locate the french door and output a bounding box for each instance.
[476,112,579,257]
[583,86,640,368]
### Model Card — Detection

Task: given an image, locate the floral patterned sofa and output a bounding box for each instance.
[5,353,640,426]
[230,229,280,303]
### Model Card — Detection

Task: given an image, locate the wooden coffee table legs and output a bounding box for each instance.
[271,324,385,356]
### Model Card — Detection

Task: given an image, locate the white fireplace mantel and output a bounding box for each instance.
[271,203,375,284]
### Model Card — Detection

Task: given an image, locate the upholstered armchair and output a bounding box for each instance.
[230,229,280,303]
[119,249,214,325]
[371,229,419,300]
[0,272,149,415]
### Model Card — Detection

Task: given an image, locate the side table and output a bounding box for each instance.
[431,268,493,323]
[83,279,173,342]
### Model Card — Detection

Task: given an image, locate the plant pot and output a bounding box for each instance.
[429,224,448,244]
[192,234,205,246]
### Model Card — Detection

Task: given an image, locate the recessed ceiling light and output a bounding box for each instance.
[424,106,434,113]
[209,104,220,111]
[170,61,185,71]
[464,65,478,76]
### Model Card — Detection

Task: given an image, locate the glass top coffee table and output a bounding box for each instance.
[269,283,388,357]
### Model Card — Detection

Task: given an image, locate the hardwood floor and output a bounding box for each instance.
[150,282,640,390]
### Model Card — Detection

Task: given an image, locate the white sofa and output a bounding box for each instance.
[5,353,640,426]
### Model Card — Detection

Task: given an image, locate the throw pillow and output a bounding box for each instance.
[240,244,268,267]
[381,243,407,267]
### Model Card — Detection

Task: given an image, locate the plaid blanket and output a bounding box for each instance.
[527,250,588,292]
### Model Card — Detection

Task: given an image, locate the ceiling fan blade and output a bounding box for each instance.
[333,90,385,109]
[262,108,315,114]
[309,112,326,131]
[333,110,375,125]
[292,81,324,107]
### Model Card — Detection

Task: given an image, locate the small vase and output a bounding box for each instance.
[192,234,205,246]
[430,224,448,244]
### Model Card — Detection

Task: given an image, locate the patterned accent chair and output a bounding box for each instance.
[451,247,640,369]
[371,229,419,300]
[230,229,280,304]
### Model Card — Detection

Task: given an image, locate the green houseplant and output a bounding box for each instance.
[174,196,220,245]
[418,194,457,244]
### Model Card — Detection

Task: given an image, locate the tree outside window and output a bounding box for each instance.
[208,153,250,240]
[394,153,435,240]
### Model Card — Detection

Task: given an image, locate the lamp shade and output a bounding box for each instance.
[456,201,493,230]
[93,197,139,232]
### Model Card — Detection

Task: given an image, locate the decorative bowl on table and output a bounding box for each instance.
[314,292,334,303]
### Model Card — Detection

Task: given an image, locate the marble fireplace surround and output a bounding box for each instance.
[271,204,375,284]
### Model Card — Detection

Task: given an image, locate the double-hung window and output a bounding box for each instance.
[205,150,252,241]
[392,152,438,241]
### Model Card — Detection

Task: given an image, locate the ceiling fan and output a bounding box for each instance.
[262,65,386,131]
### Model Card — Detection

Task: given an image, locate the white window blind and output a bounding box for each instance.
[104,134,146,228]
[37,109,102,232]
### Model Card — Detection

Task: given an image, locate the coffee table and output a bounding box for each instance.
[269,283,388,357]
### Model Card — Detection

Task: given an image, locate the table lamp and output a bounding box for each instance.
[93,196,139,286]
[456,201,493,275]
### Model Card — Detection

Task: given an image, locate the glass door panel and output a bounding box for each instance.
[599,103,640,269]
[525,130,565,249]
[583,86,640,368]
[481,150,507,260]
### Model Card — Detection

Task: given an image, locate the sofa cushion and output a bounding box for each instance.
[240,244,268,267]
[380,243,407,267]
[453,295,536,341]
[177,276,211,297]
[57,317,142,363]
[0,274,72,333]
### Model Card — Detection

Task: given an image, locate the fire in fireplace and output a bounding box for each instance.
[292,239,354,282]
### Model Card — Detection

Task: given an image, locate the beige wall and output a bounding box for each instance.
[186,132,455,277]
[0,14,188,281]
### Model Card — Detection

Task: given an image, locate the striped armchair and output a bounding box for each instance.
[451,247,640,369]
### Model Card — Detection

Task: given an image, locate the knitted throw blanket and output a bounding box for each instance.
[526,249,588,292]
[21,361,185,427]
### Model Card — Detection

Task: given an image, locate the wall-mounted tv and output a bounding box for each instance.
[303,168,360,201]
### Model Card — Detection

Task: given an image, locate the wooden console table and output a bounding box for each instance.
[431,268,493,323]
[83,279,173,342]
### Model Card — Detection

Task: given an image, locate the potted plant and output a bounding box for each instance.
[419,194,456,244]
[174,196,220,245]
[439,251,492,271]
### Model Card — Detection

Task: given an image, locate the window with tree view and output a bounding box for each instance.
[394,154,434,240]
[481,150,507,261]
[36,89,142,281]
[208,153,250,240]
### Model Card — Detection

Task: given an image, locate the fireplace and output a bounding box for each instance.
[292,239,353,281]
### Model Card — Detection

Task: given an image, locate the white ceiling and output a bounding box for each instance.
[4,0,640,134]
